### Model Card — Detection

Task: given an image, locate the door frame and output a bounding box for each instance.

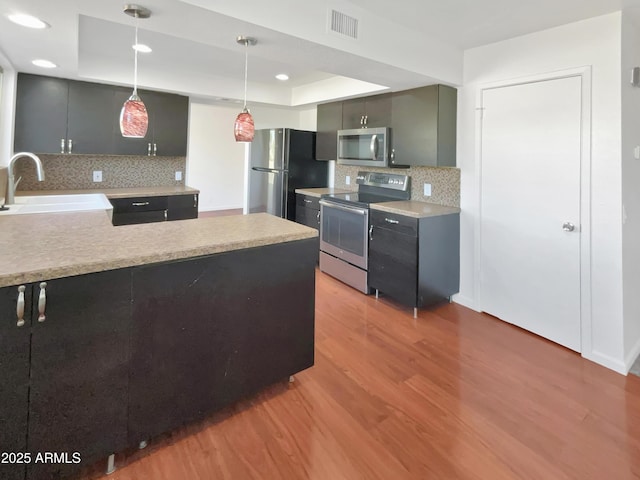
[473,66,592,355]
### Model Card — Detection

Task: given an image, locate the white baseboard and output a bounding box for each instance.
[624,336,640,374]
[582,349,627,375]
[452,294,479,311]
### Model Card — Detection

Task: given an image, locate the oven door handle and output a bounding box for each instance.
[320,200,367,216]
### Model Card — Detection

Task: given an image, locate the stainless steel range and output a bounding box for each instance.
[319,171,410,293]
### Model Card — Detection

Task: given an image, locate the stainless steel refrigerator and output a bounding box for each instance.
[248,128,328,220]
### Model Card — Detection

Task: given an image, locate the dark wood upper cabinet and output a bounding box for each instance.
[14,74,188,157]
[390,84,457,167]
[145,91,189,157]
[67,80,117,154]
[315,102,342,160]
[14,74,68,154]
[342,93,391,129]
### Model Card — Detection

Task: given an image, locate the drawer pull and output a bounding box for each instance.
[384,218,400,224]
[132,202,150,207]
[303,199,312,204]
[38,282,47,323]
[164,209,168,221]
[16,285,26,327]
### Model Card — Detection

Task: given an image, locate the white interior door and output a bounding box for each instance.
[480,76,582,352]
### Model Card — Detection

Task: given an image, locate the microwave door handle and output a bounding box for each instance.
[370,134,379,160]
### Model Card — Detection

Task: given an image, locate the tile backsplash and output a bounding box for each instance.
[334,165,460,207]
[14,154,186,191]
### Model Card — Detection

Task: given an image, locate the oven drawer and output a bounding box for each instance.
[370,210,417,237]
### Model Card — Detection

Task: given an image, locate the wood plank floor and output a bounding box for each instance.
[102,270,640,480]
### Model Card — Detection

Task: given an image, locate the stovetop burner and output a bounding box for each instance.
[322,171,411,208]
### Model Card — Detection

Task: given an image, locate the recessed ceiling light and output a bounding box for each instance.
[275,73,289,81]
[8,13,49,29]
[32,59,57,69]
[132,43,152,53]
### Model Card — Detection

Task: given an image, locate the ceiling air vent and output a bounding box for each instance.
[329,9,358,39]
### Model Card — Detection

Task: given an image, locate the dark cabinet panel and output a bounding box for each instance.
[369,225,418,307]
[369,210,459,310]
[145,92,189,157]
[342,94,391,129]
[0,285,32,480]
[27,270,131,480]
[390,85,457,167]
[167,194,198,220]
[67,81,116,154]
[14,74,68,154]
[129,240,316,444]
[315,102,342,160]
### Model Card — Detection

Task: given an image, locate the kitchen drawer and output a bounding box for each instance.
[296,194,320,211]
[371,210,418,237]
[112,210,166,226]
[110,196,168,213]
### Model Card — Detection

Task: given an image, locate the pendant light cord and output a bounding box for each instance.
[133,12,139,95]
[243,43,248,110]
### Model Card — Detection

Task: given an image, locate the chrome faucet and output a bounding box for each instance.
[6,152,45,204]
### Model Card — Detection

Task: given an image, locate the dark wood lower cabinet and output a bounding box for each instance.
[26,270,131,480]
[129,239,316,443]
[0,286,32,480]
[110,194,198,225]
[0,238,315,479]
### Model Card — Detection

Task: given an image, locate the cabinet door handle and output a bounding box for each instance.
[384,218,400,224]
[38,282,47,323]
[316,211,320,223]
[364,115,368,126]
[164,209,168,221]
[60,139,66,154]
[369,225,374,241]
[148,143,152,156]
[153,143,157,156]
[360,115,364,126]
[193,195,198,208]
[16,285,26,327]
[132,201,150,206]
[68,139,73,153]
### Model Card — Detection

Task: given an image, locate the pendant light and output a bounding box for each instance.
[120,5,151,138]
[234,36,257,142]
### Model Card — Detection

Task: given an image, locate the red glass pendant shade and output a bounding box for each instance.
[120,94,149,138]
[234,108,254,142]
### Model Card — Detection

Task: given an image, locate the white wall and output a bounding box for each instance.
[0,48,16,166]
[621,9,640,369]
[458,13,625,372]
[187,101,318,212]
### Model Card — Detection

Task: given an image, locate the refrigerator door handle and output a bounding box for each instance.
[252,167,287,173]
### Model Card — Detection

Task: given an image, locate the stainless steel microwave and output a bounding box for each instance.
[337,127,390,167]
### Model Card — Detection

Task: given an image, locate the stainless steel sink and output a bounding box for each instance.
[1,194,113,219]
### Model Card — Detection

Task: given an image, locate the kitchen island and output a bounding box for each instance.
[0,211,317,480]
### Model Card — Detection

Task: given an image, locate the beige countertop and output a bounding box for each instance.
[371,201,460,218]
[0,212,316,288]
[17,185,200,199]
[294,187,354,198]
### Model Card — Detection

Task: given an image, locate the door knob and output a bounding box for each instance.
[562,222,575,232]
